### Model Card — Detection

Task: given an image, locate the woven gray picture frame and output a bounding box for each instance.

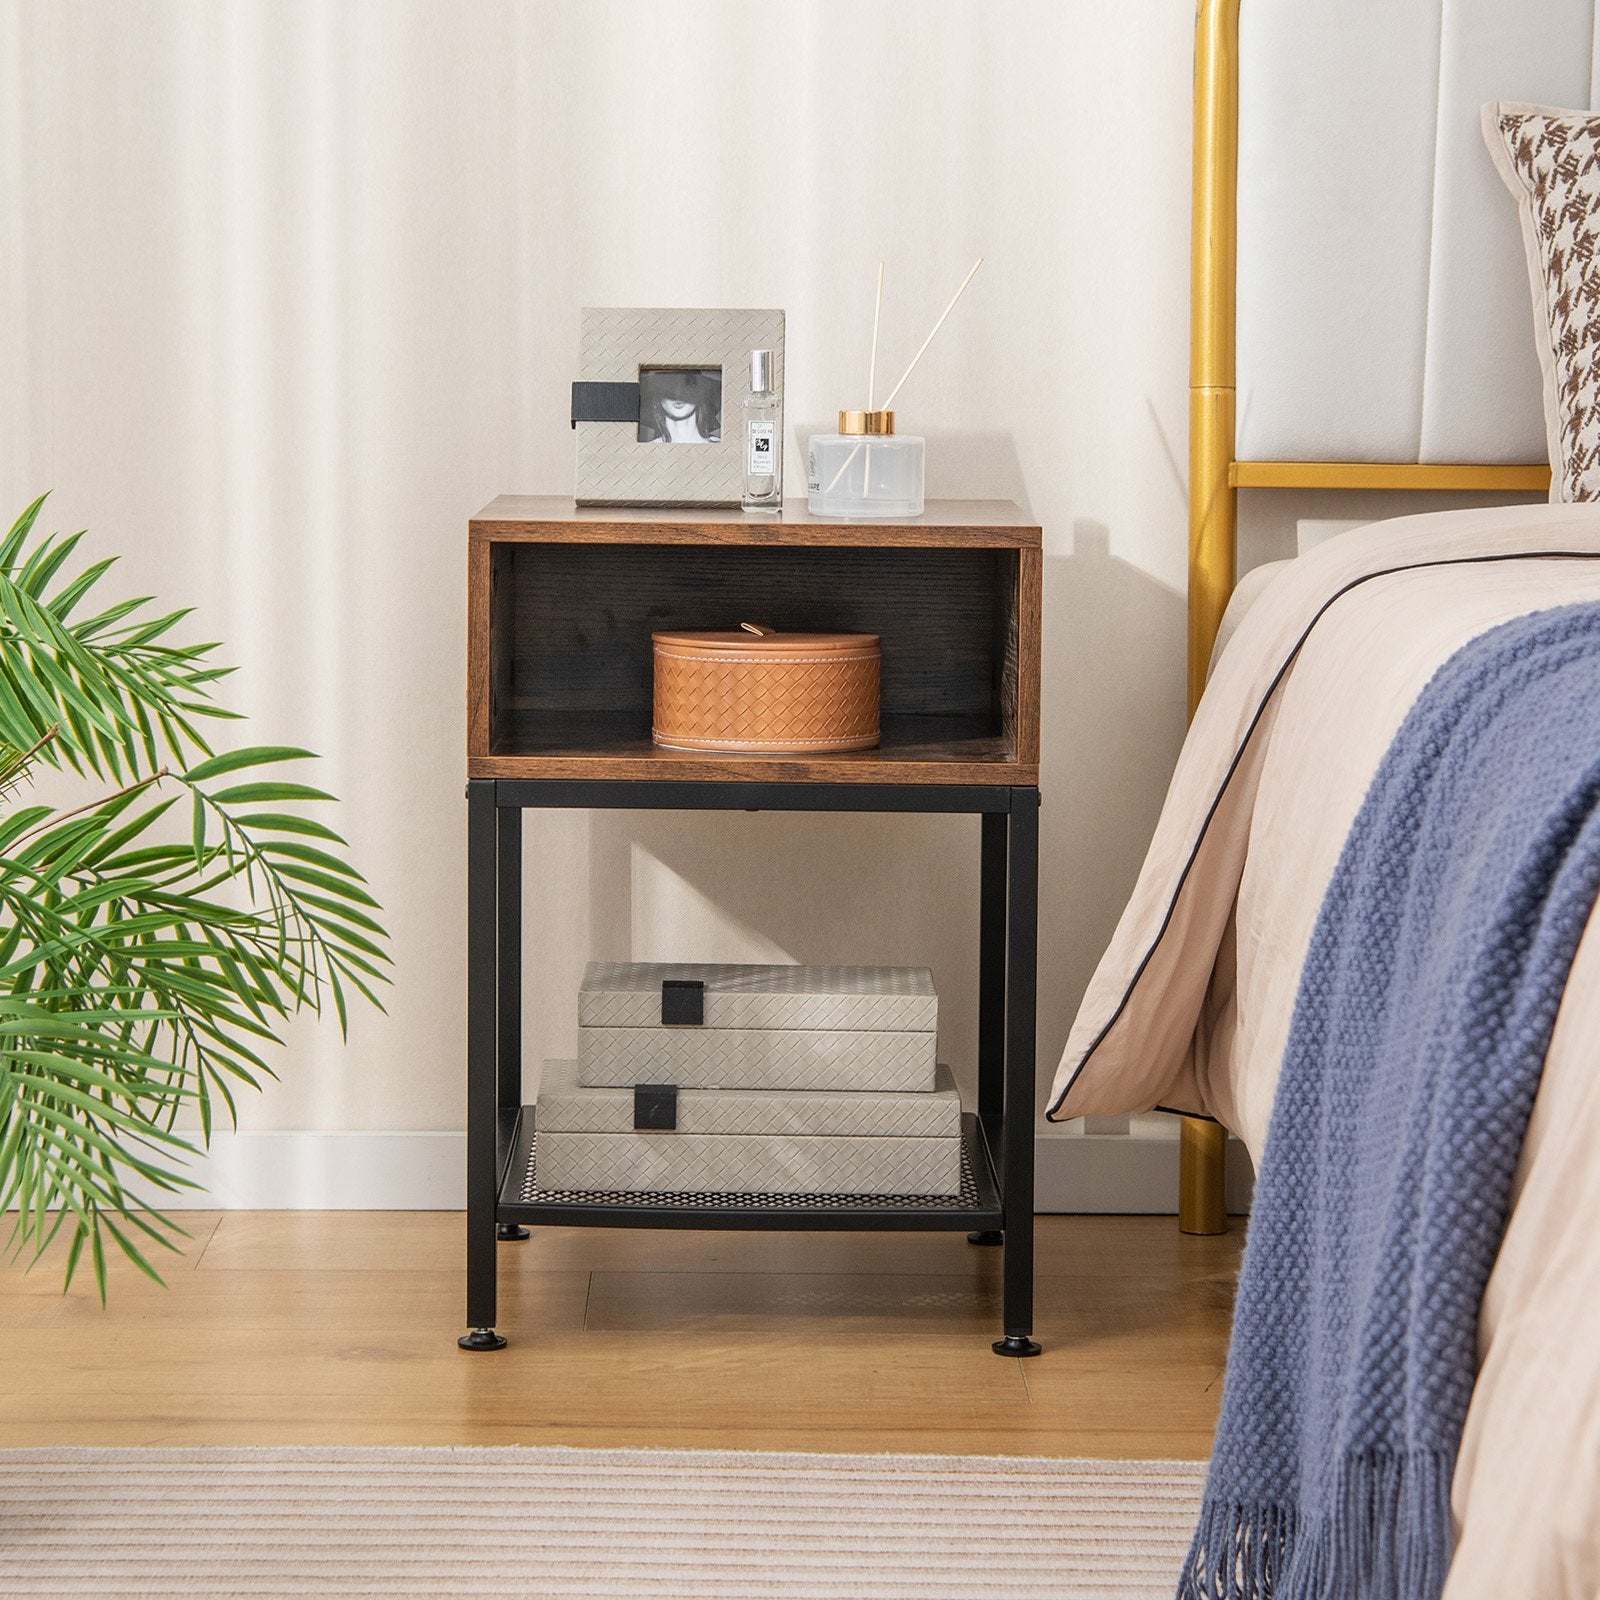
[574,307,785,507]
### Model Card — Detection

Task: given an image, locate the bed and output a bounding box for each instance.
[1046,2,1600,1593]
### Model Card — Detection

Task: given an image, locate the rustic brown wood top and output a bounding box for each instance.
[470,497,1040,548]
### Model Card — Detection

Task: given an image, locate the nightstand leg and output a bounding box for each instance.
[977,810,1007,1127]
[462,780,505,1348]
[972,810,1008,1250]
[495,806,529,1242]
[995,788,1041,1357]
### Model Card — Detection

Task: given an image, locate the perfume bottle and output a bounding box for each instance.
[741,348,782,512]
[806,409,925,518]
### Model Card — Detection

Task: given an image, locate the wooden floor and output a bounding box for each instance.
[3,1213,1243,1458]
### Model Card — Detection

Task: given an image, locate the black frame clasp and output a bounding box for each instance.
[571,380,642,427]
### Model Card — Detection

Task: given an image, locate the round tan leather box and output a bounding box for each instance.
[651,624,881,754]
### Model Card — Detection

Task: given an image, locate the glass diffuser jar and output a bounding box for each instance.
[807,409,924,518]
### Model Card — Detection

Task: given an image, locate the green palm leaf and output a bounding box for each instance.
[0,496,391,1299]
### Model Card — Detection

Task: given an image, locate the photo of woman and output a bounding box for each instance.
[638,367,723,443]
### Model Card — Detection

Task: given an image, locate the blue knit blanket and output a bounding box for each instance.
[1179,602,1600,1599]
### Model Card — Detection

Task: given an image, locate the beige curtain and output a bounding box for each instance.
[0,0,1193,1191]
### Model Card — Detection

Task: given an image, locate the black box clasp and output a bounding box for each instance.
[634,1084,678,1131]
[661,978,705,1026]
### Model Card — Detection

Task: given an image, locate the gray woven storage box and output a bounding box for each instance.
[577,962,938,1092]
[534,1060,961,1197]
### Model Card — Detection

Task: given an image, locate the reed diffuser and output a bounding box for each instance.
[807,257,983,518]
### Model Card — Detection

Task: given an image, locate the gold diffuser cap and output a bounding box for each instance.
[838,409,896,436]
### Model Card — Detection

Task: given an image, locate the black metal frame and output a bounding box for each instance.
[461,777,1041,1356]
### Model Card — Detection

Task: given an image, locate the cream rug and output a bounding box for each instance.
[0,1446,1204,1599]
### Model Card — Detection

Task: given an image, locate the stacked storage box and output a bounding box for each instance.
[533,962,960,1197]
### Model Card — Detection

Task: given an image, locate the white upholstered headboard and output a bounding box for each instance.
[1180,0,1595,1233]
[1235,0,1600,465]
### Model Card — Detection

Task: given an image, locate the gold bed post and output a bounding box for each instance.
[1179,0,1242,1236]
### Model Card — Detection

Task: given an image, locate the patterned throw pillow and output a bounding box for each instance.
[1483,102,1600,503]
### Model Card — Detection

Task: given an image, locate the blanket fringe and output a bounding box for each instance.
[1176,1449,1454,1599]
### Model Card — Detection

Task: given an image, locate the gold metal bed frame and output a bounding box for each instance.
[1178,0,1552,1233]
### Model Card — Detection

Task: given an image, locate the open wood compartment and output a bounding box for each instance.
[474,540,1037,783]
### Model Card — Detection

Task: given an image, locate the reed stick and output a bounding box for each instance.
[877,256,982,410]
[867,260,885,407]
[862,261,885,498]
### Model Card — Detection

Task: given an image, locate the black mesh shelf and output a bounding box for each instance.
[496,1110,1004,1232]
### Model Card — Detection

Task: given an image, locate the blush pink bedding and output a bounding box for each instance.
[1047,503,1600,1598]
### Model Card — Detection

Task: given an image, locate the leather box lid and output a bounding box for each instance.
[578,961,936,1033]
[652,630,879,657]
[537,1060,960,1137]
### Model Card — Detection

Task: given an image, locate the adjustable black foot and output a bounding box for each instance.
[993,1334,1042,1357]
[966,1229,1004,1246]
[458,1328,507,1351]
[496,1224,530,1241]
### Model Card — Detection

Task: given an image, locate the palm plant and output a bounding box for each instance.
[0,496,389,1298]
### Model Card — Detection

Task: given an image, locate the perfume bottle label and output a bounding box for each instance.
[807,444,820,493]
[746,421,777,477]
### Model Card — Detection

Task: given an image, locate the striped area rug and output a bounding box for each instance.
[0,1446,1205,1599]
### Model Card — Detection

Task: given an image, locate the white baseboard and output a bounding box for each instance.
[1034,1118,1255,1215]
[156,1131,467,1209]
[135,1121,1253,1215]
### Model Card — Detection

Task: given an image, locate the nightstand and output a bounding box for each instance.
[462,497,1043,1355]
